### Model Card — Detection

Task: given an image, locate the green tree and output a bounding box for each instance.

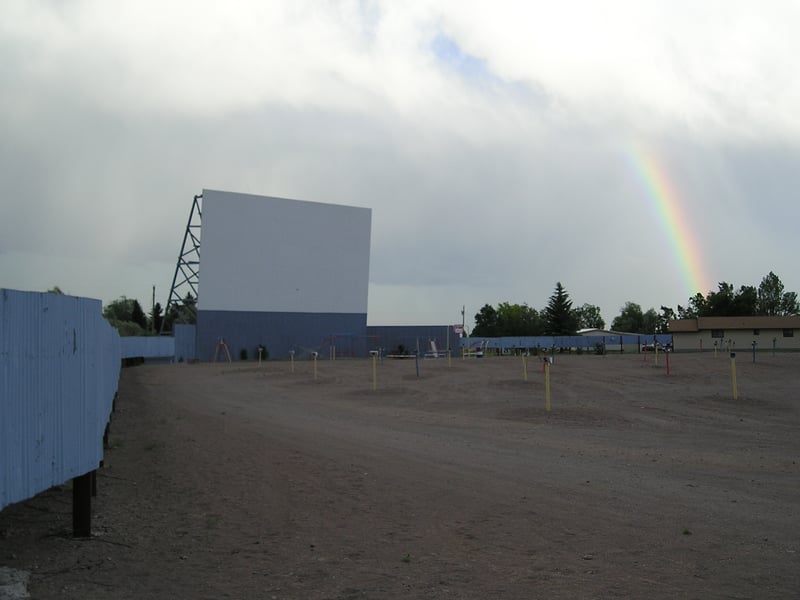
[611,302,644,333]
[163,292,197,332]
[473,302,543,336]
[705,282,736,316]
[757,271,798,315]
[685,293,707,318]
[574,303,605,330]
[704,282,757,316]
[757,271,784,315]
[781,291,799,316]
[131,299,147,330]
[151,302,164,333]
[676,272,797,318]
[112,321,148,336]
[104,296,150,336]
[658,306,676,333]
[642,307,659,333]
[496,302,543,336]
[543,282,578,335]
[733,285,758,315]
[47,286,64,294]
[104,296,137,322]
[473,304,499,337]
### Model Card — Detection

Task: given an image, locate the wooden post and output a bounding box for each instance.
[544,360,551,412]
[371,351,377,391]
[73,471,93,537]
[446,325,451,367]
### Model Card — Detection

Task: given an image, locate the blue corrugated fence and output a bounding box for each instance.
[460,334,673,352]
[120,335,175,360]
[0,289,120,510]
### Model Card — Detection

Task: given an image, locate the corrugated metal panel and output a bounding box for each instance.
[120,336,175,359]
[197,310,367,360]
[1,288,120,510]
[174,324,197,362]
[367,325,453,355]
[458,334,672,351]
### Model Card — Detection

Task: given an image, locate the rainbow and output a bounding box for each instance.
[625,144,711,299]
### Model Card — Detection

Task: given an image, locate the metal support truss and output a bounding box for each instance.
[161,193,202,334]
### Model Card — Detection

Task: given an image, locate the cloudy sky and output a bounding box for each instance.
[2,1,798,327]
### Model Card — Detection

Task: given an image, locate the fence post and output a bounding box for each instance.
[73,471,93,537]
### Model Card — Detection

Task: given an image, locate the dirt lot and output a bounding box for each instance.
[1,351,799,599]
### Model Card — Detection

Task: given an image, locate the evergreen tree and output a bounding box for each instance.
[151,302,164,333]
[131,300,148,330]
[543,282,577,335]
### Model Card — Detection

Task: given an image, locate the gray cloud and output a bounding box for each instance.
[1,1,798,326]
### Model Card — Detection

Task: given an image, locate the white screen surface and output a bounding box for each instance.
[198,190,371,313]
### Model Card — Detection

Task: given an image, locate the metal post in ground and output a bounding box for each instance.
[73,471,93,537]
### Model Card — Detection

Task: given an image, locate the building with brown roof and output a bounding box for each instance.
[668,316,800,352]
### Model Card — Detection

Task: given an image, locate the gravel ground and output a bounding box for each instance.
[1,352,799,599]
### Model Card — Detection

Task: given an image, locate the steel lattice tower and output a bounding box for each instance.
[161,193,202,333]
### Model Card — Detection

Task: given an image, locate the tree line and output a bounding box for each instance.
[472,282,602,337]
[472,271,798,337]
[47,287,196,336]
[48,270,797,338]
[100,293,197,336]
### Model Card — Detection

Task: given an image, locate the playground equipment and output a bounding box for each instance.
[424,339,447,358]
[462,339,488,358]
[293,340,329,360]
[212,338,232,362]
[325,333,381,359]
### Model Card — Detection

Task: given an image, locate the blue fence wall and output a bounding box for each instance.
[120,335,175,360]
[366,325,454,355]
[174,324,197,362]
[197,309,367,360]
[1,289,120,510]
[459,334,673,352]
[362,328,673,357]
